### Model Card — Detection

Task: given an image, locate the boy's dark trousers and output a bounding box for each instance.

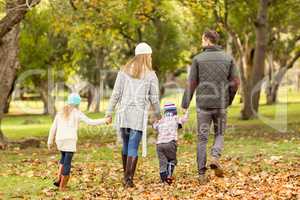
[156,140,177,182]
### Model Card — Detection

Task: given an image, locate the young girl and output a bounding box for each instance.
[153,103,188,185]
[47,93,108,191]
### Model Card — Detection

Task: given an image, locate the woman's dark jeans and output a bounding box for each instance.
[121,128,142,157]
[60,151,74,176]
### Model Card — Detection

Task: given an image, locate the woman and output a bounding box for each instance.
[105,42,160,187]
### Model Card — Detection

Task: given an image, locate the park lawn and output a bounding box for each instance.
[1,92,300,199]
[0,133,299,199]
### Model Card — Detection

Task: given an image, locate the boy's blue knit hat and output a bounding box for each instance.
[164,102,177,115]
[67,93,81,106]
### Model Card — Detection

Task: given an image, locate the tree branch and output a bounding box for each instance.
[0,0,40,39]
[286,50,300,70]
[69,0,77,10]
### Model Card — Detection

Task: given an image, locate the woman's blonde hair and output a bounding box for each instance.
[122,54,152,79]
[62,104,75,119]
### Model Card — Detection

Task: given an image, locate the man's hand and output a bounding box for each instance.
[182,108,188,114]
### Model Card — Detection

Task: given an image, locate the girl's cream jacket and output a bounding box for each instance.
[47,109,105,152]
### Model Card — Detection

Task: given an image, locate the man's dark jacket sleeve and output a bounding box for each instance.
[181,58,199,109]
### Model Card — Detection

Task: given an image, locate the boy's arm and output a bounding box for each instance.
[177,112,189,129]
[79,111,106,125]
[153,120,160,130]
[47,115,58,147]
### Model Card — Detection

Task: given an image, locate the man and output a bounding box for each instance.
[181,30,240,184]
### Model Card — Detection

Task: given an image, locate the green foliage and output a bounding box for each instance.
[19,8,71,89]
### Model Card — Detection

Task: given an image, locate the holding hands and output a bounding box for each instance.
[105,116,112,125]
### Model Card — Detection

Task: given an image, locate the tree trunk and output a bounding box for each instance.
[266,51,300,104]
[251,0,270,114]
[87,87,93,111]
[266,54,274,104]
[40,81,56,116]
[297,74,300,92]
[89,48,105,113]
[40,90,49,115]
[240,52,255,120]
[0,25,20,143]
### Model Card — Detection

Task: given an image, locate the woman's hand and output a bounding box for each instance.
[47,144,52,151]
[105,116,112,124]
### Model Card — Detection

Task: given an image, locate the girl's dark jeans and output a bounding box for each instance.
[59,151,74,176]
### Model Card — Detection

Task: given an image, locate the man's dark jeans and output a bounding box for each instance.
[197,108,227,175]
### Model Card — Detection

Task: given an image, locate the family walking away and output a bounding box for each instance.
[47,29,240,191]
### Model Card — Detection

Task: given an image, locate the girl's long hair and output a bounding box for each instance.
[62,104,75,119]
[122,54,152,79]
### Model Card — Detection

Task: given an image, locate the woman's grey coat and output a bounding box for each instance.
[106,71,160,157]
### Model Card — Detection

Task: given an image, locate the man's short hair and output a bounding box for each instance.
[203,30,220,44]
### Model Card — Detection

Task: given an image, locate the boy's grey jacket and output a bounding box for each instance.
[182,45,239,109]
[106,70,160,157]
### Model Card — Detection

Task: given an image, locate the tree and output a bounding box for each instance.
[212,0,274,119]
[113,0,192,95]
[51,0,123,112]
[246,0,270,117]
[0,0,40,144]
[265,0,300,104]
[19,8,71,115]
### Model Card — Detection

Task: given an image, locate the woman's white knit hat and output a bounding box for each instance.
[135,42,152,55]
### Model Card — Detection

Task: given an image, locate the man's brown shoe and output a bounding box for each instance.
[210,157,224,177]
[198,174,208,185]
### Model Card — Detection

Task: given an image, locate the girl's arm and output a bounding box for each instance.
[78,111,106,125]
[105,72,124,117]
[149,73,161,118]
[47,115,58,147]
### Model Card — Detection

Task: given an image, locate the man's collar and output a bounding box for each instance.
[203,45,223,52]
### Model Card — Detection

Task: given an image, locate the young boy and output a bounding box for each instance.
[153,103,188,184]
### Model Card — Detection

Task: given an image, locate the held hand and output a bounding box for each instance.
[105,116,112,124]
[182,108,188,114]
[47,144,52,151]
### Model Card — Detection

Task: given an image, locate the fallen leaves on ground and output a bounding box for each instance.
[1,146,300,200]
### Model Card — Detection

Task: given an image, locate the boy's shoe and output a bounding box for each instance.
[166,176,174,185]
[160,171,168,183]
[166,162,175,185]
[198,174,208,185]
[210,157,224,177]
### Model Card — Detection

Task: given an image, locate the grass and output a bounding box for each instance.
[0,90,300,199]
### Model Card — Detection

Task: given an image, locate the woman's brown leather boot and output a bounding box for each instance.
[125,156,138,188]
[122,154,127,185]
